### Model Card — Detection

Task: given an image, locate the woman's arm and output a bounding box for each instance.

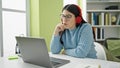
[50,23,65,54]
[50,35,63,54]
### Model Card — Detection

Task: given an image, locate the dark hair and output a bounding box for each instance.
[60,4,87,44]
[62,4,87,26]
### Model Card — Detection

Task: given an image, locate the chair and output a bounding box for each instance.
[104,38,120,62]
[94,42,107,60]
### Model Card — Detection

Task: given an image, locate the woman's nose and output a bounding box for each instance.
[62,20,67,24]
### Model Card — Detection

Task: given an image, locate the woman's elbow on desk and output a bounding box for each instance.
[51,50,60,54]
[51,48,61,54]
[50,46,62,54]
[65,49,87,58]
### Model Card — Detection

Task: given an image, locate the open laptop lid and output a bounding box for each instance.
[15,36,53,68]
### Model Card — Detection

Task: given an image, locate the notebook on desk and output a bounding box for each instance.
[15,36,70,68]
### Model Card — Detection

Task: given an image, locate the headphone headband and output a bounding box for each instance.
[73,4,82,24]
[73,4,82,17]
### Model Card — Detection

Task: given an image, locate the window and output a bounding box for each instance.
[0,0,30,57]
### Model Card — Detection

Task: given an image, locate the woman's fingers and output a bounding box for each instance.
[54,23,65,36]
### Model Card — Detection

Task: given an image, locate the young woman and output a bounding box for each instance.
[50,4,97,58]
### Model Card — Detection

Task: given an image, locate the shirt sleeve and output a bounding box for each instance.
[65,25,94,58]
[50,35,63,54]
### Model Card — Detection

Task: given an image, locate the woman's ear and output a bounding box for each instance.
[76,16,82,24]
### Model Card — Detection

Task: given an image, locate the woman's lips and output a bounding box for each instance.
[63,23,67,26]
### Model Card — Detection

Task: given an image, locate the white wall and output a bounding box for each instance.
[80,0,86,20]
[63,0,78,6]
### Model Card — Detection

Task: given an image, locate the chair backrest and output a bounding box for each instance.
[94,42,107,60]
[104,38,120,61]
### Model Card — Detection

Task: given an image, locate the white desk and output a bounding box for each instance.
[0,53,120,68]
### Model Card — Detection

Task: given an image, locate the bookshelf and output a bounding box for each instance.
[86,0,120,44]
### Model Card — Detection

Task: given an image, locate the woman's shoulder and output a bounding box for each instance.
[83,22,91,26]
[78,22,92,29]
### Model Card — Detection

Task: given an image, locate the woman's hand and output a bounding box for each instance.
[54,23,65,36]
[61,50,65,54]
[60,49,66,54]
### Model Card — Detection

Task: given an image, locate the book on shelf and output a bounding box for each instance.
[98,14,102,25]
[87,13,92,24]
[96,28,101,40]
[104,13,109,25]
[116,14,120,25]
[88,12,101,25]
[90,13,96,25]
[93,13,98,25]
[108,13,112,25]
[104,13,114,26]
[101,28,104,39]
[101,13,104,26]
[95,28,104,41]
[98,13,104,26]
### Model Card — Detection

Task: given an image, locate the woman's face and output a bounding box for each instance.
[61,10,76,29]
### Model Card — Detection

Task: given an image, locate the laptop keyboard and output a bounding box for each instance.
[51,61,61,66]
[50,57,61,66]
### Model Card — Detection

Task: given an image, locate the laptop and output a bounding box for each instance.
[15,36,70,68]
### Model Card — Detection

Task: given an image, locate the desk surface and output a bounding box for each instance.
[0,53,120,68]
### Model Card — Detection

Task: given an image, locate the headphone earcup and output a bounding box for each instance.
[76,16,82,24]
